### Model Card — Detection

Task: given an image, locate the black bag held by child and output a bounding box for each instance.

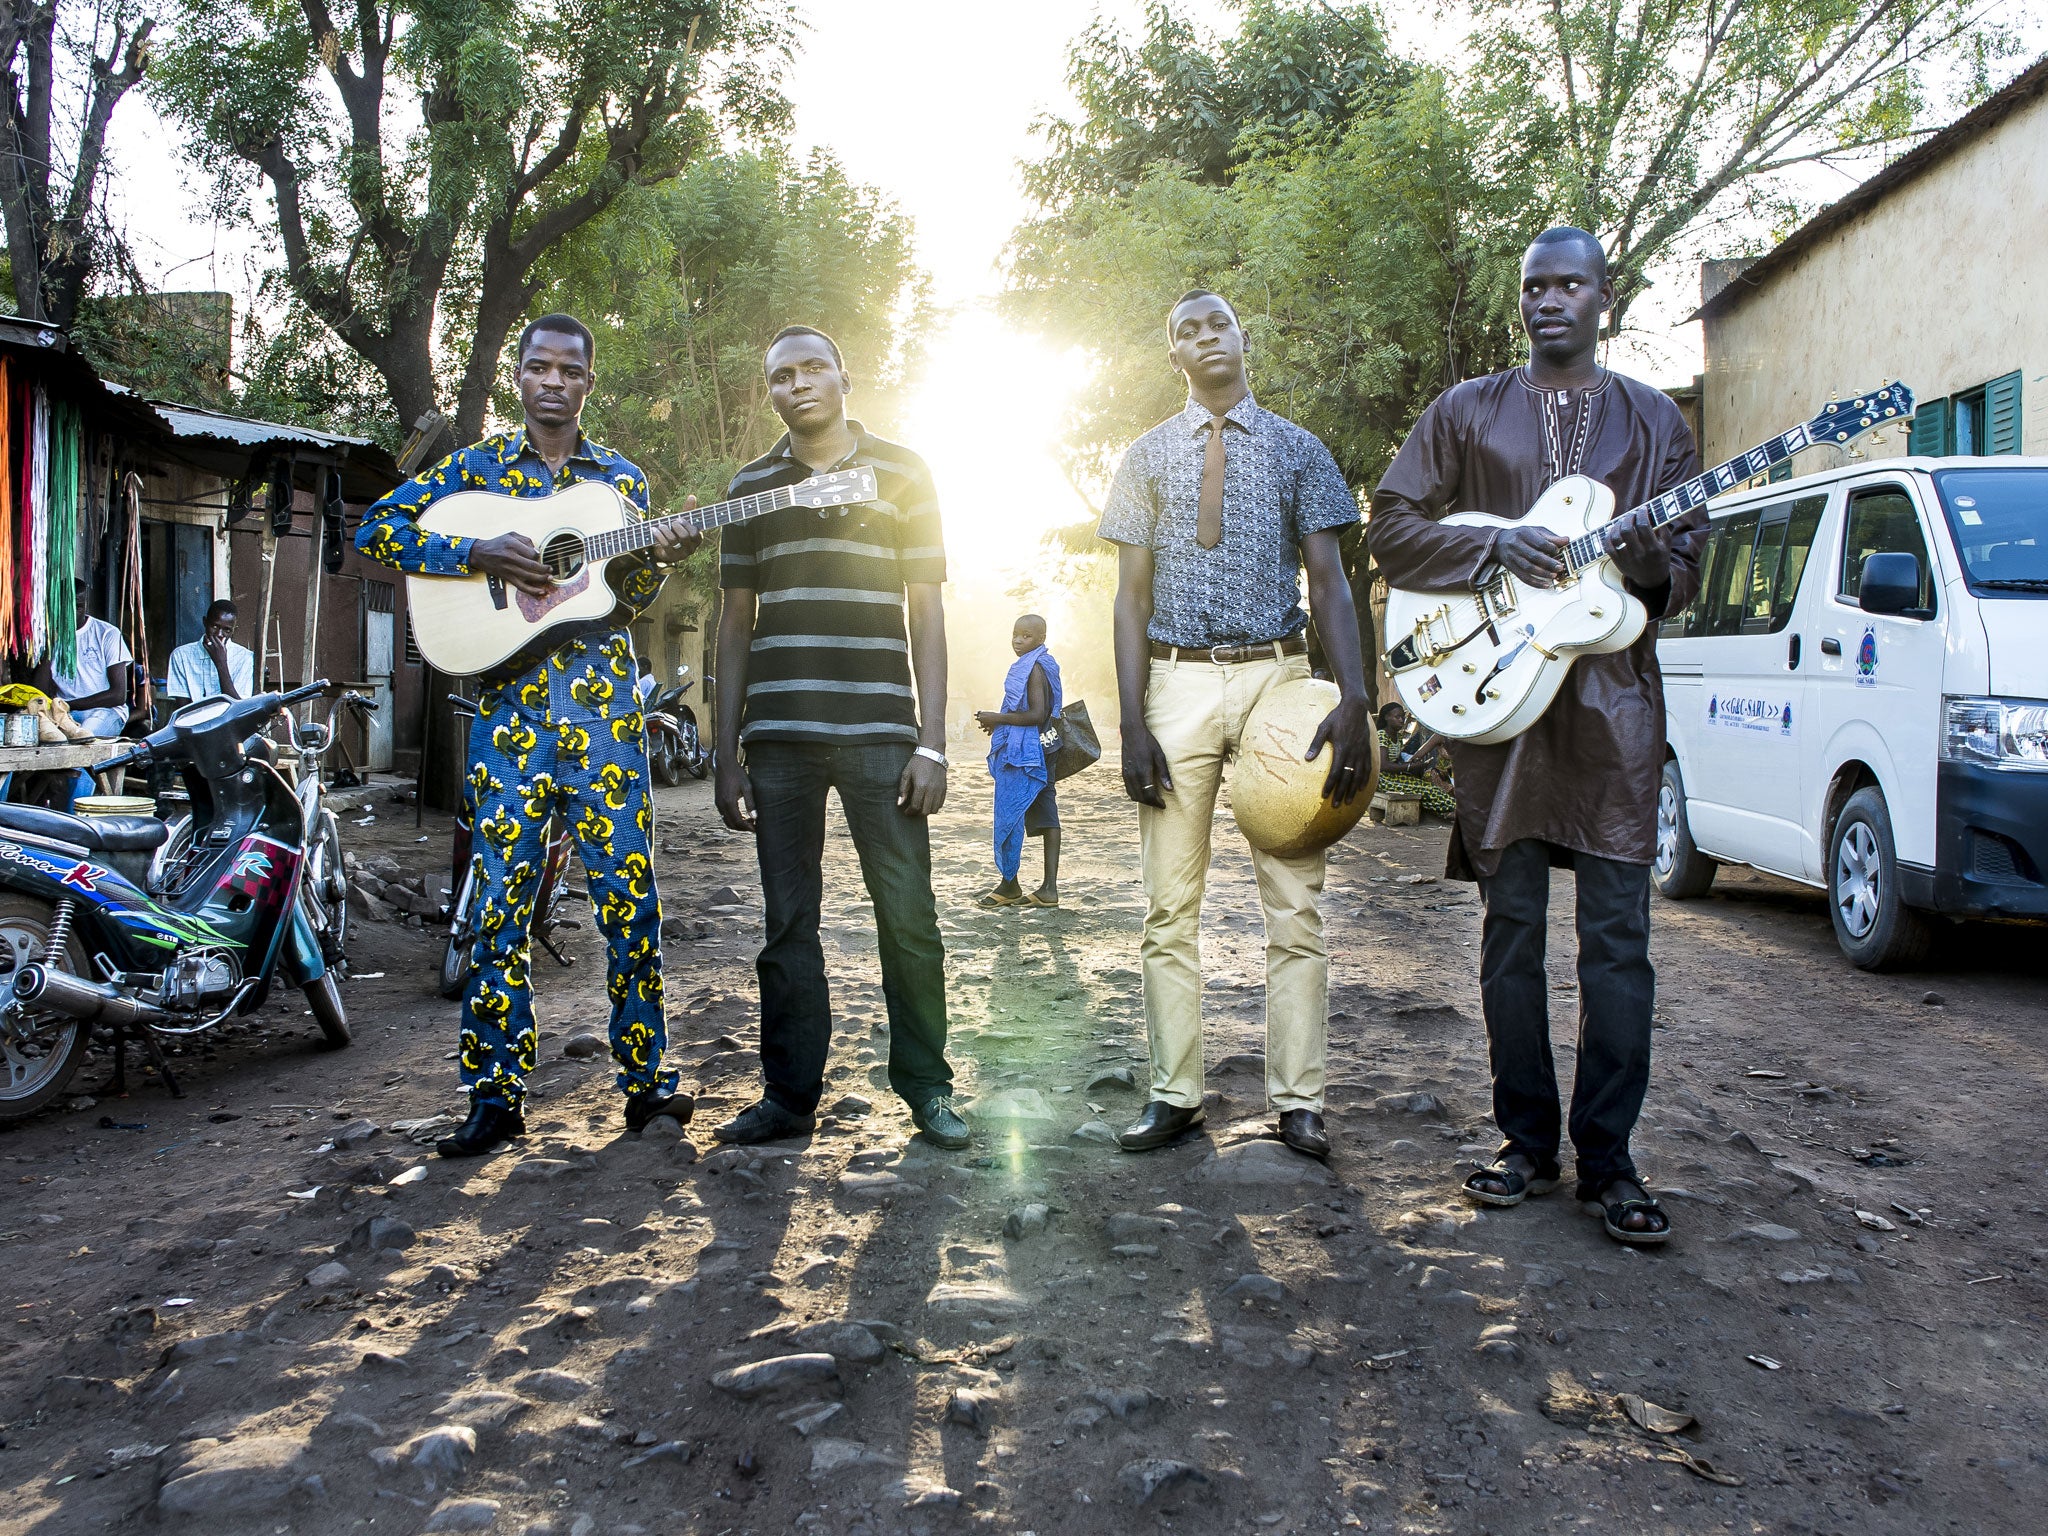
[1039,699,1101,782]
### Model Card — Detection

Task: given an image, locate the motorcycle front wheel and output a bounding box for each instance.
[439,868,476,1000]
[0,894,92,1121]
[651,730,683,787]
[303,970,351,1048]
[680,718,710,780]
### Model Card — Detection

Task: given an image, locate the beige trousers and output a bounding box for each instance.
[1138,651,1327,1112]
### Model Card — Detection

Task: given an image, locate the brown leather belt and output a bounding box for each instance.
[1149,635,1307,665]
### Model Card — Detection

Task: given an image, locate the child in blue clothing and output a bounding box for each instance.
[976,614,1062,907]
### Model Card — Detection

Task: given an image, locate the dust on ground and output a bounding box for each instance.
[2,758,2044,1536]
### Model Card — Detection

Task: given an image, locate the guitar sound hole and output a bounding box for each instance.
[541,532,585,579]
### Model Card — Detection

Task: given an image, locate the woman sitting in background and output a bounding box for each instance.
[1377,700,1455,819]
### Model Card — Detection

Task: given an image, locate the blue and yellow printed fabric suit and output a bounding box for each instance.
[358,429,676,1111]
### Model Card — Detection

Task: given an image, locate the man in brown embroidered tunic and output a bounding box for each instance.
[1370,227,1707,1244]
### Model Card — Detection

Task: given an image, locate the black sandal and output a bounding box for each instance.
[1462,1159,1560,1208]
[1587,1184,1671,1246]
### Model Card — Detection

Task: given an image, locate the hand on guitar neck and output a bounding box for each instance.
[468,497,701,598]
[1494,507,1673,590]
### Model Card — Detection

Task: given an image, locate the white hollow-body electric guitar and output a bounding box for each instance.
[1382,383,1913,744]
[404,466,877,676]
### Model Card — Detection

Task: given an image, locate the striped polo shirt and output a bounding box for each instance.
[720,423,946,745]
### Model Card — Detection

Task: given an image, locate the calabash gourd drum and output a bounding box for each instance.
[1230,677,1378,857]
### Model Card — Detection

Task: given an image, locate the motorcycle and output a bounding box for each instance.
[646,665,709,785]
[438,693,580,999]
[289,689,377,979]
[0,682,351,1122]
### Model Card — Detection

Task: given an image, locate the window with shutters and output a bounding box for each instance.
[1907,371,2022,456]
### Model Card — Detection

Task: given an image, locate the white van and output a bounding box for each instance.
[1653,455,2047,970]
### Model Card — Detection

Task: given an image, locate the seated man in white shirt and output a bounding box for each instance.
[165,600,256,702]
[41,579,135,738]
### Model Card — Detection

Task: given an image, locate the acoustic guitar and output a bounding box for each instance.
[404,466,876,675]
[1381,383,1913,743]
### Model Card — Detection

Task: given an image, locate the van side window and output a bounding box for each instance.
[1840,487,1937,614]
[1771,497,1825,627]
[1699,509,1759,636]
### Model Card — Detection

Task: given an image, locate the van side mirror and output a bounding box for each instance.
[1859,552,1922,616]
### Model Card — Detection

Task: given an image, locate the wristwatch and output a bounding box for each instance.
[913,746,948,768]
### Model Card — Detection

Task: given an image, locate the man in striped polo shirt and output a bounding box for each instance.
[711,325,968,1150]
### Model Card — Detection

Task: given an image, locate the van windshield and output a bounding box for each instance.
[1932,469,2048,596]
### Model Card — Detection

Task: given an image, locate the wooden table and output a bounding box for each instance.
[0,738,126,798]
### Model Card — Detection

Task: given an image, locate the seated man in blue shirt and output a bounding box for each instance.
[356,313,697,1157]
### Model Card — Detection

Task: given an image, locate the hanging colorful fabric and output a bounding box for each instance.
[26,383,49,663]
[45,399,79,676]
[0,356,12,656]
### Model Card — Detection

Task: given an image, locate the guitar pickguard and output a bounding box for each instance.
[514,568,589,622]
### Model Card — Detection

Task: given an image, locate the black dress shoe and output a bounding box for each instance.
[1277,1108,1330,1160]
[713,1099,817,1145]
[436,1101,526,1158]
[625,1090,696,1133]
[1118,1099,1205,1152]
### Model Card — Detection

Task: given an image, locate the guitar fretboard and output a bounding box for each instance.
[580,486,799,563]
[1563,384,1908,575]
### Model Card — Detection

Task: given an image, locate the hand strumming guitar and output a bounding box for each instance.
[469,533,556,598]
[1492,524,1570,588]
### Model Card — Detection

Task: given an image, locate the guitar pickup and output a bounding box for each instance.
[486,574,508,610]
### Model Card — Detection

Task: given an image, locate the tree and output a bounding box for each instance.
[522,145,931,608]
[1026,0,1401,206]
[1462,0,2023,325]
[150,0,795,450]
[1010,66,1537,492]
[0,2,153,328]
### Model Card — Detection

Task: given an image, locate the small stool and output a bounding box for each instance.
[1373,791,1422,827]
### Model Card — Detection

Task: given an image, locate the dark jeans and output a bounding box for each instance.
[746,740,952,1115]
[1476,838,1654,1193]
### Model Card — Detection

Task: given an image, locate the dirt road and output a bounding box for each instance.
[2,760,2043,1535]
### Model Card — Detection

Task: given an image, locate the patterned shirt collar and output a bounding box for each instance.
[496,426,614,470]
[1178,392,1263,435]
[764,418,872,469]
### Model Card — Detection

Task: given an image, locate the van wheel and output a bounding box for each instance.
[1828,787,1934,971]
[1652,761,1717,899]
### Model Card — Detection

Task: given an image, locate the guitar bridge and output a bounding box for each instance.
[1407,604,1457,667]
[486,574,508,611]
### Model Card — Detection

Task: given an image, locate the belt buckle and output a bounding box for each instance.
[1208,643,1234,665]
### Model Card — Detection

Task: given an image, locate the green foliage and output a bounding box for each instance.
[1011,65,1541,490]
[1012,0,2025,494]
[523,145,932,609]
[1454,0,2022,325]
[148,0,798,442]
[1026,0,1400,204]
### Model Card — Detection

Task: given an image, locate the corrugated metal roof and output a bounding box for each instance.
[151,401,377,452]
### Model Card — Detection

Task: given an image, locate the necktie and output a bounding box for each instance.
[1197,414,1225,549]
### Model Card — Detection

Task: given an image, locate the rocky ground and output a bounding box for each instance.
[1,758,2044,1536]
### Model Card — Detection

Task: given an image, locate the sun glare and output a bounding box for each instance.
[906,305,1092,575]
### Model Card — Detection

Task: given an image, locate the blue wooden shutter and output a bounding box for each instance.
[1768,460,1792,483]
[1985,370,2023,454]
[1908,397,1950,456]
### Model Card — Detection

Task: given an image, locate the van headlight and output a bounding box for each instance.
[1944,696,2048,768]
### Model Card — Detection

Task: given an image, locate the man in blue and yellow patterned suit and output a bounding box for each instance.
[358,313,698,1157]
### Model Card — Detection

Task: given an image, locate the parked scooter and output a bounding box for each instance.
[646,665,709,785]
[0,682,351,1122]
[289,689,377,979]
[439,694,580,999]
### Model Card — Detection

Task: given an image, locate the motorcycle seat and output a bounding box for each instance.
[0,802,170,853]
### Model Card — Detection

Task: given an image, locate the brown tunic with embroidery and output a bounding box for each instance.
[1370,369,1707,880]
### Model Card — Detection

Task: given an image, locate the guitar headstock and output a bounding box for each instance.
[791,465,878,509]
[1809,382,1915,444]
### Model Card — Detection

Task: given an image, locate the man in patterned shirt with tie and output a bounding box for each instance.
[357,313,698,1158]
[1100,289,1376,1161]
